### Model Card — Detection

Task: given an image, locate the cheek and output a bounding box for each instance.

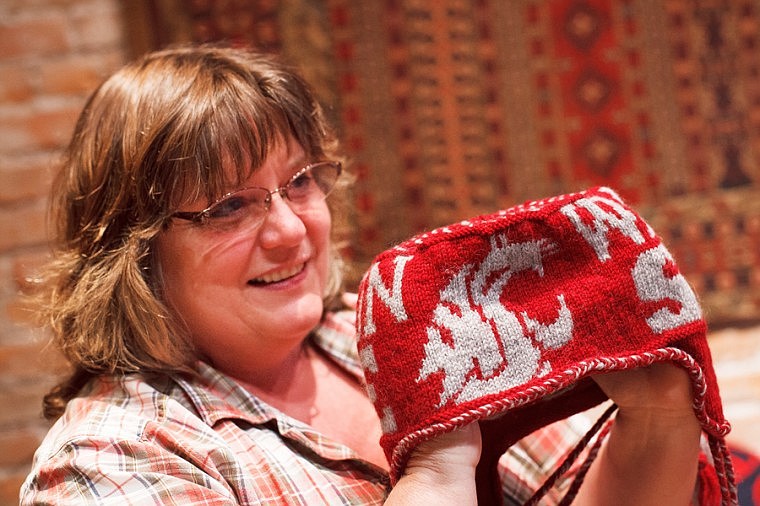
[154,234,192,310]
[315,211,334,286]
[299,205,332,278]
[308,207,332,255]
[154,231,227,310]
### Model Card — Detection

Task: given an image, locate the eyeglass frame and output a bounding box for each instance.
[170,160,342,228]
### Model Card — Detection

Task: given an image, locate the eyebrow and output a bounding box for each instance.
[266,154,309,183]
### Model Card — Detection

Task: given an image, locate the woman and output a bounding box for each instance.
[21,45,703,505]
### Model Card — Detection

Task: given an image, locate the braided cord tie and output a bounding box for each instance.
[524,404,617,506]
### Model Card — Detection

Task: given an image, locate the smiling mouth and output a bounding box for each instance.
[249,263,305,286]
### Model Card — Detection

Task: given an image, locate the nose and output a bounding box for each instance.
[257,191,306,249]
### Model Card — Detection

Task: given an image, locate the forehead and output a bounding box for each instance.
[230,136,307,184]
[178,136,307,207]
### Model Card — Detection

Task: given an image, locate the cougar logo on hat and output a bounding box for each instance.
[356,187,737,505]
[416,234,573,409]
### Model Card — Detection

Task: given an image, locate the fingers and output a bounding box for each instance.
[592,363,695,413]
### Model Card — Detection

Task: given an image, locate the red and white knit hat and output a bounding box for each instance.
[356,187,736,505]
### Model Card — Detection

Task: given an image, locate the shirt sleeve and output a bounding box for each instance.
[20,436,242,506]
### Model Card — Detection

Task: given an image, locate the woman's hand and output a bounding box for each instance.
[575,363,702,506]
[592,361,696,415]
[385,422,482,505]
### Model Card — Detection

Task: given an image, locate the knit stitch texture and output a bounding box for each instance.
[356,186,736,505]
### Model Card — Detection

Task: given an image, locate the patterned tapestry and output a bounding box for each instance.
[129,0,760,326]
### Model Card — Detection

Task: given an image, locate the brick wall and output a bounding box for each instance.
[0,1,127,503]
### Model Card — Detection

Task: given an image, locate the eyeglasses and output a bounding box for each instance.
[172,161,341,232]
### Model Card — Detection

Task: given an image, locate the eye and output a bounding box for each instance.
[287,170,315,197]
[202,187,270,225]
[206,195,249,220]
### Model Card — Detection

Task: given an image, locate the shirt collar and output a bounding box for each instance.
[173,310,364,428]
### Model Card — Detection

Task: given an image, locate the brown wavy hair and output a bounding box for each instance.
[35,45,351,419]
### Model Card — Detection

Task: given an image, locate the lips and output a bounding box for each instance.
[249,263,305,285]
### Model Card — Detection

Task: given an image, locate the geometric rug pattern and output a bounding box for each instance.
[130,0,760,326]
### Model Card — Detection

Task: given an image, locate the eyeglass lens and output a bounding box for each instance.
[199,161,340,230]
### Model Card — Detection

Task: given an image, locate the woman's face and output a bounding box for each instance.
[154,137,332,379]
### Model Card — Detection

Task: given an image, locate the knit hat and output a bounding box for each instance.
[356,187,736,505]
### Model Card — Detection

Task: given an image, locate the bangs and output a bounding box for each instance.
[162,90,288,208]
[153,53,328,210]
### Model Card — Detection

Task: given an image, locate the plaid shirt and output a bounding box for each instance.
[20,310,698,505]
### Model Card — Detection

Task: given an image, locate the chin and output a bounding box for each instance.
[286,291,326,330]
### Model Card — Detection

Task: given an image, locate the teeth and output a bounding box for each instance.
[252,264,304,284]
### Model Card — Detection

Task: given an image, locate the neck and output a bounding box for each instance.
[236,341,320,421]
